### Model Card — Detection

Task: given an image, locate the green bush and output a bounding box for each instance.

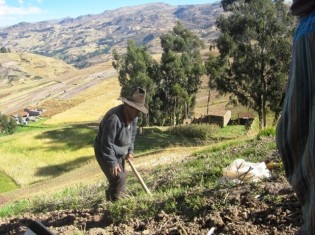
[258,127,276,138]
[32,75,43,80]
[168,124,219,140]
[0,114,16,135]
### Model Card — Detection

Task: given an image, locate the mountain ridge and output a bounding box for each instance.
[0,2,223,68]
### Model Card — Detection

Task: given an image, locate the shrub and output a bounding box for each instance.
[168,124,219,140]
[32,76,43,80]
[258,127,276,138]
[0,114,16,135]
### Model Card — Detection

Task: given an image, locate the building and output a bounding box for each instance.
[192,110,232,127]
[238,112,255,127]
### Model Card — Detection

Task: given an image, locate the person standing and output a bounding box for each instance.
[276,1,315,234]
[94,87,148,201]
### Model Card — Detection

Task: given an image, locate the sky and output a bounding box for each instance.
[0,0,218,28]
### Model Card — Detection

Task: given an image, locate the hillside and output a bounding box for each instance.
[0,52,117,115]
[0,60,301,234]
[0,2,302,234]
[0,64,301,234]
[0,2,223,68]
[0,52,75,82]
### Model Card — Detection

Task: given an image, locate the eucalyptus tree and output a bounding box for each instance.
[207,0,294,129]
[205,53,225,115]
[112,40,158,125]
[159,22,205,125]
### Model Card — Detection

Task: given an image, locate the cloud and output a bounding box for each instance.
[0,0,42,16]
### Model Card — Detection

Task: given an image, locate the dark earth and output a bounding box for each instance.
[0,174,302,235]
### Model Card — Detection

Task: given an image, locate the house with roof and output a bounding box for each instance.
[11,106,46,125]
[238,112,255,128]
[192,110,232,127]
[24,107,43,116]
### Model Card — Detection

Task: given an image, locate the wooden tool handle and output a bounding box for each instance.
[128,160,152,195]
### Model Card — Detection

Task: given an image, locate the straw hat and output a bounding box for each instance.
[120,87,148,114]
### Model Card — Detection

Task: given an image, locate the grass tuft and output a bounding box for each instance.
[168,124,220,140]
[257,127,276,138]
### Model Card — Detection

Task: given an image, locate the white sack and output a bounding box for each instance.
[222,158,270,183]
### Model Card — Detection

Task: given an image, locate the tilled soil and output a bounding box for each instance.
[0,175,302,235]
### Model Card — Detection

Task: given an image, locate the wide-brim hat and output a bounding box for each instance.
[120,87,148,114]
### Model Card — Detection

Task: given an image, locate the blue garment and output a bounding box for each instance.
[276,11,315,234]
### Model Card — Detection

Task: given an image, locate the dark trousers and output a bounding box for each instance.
[95,152,127,201]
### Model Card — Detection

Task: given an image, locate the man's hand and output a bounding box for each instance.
[110,165,121,176]
[126,153,134,162]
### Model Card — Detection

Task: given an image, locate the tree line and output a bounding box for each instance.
[112,0,294,130]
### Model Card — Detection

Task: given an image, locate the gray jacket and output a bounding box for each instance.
[94,104,137,167]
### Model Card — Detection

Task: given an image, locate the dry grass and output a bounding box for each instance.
[43,76,121,125]
[40,99,82,117]
[0,54,117,115]
[0,52,75,79]
[0,52,77,114]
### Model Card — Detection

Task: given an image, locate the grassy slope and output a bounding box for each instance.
[43,76,121,125]
[0,125,255,208]
[0,75,121,186]
[0,57,121,202]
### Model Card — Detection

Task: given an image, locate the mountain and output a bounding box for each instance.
[0,2,223,68]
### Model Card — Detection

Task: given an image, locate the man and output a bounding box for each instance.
[276,1,315,234]
[94,87,148,201]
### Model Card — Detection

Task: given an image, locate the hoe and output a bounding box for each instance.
[128,160,152,195]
